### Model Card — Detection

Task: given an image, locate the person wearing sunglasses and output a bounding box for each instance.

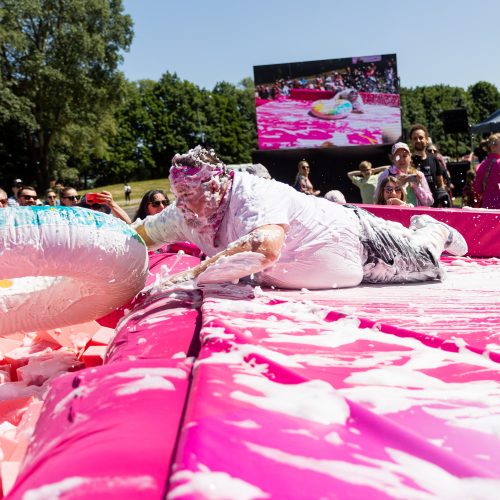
[375,176,412,207]
[374,142,434,207]
[133,190,170,222]
[0,188,8,208]
[44,189,59,206]
[17,186,39,206]
[60,187,81,207]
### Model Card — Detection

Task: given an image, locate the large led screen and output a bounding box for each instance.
[254,54,401,150]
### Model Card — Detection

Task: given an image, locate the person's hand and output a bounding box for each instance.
[313,190,321,196]
[96,191,114,206]
[386,198,407,206]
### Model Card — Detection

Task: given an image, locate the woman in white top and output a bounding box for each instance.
[134,147,467,289]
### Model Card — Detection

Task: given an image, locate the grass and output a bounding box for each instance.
[80,178,172,214]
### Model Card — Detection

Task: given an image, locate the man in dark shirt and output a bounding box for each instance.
[409,124,450,207]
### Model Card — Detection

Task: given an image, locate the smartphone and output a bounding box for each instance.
[406,174,418,183]
[86,193,98,203]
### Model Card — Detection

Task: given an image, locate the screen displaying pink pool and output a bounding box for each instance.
[254,53,402,150]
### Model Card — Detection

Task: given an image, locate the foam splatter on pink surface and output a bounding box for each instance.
[4,228,500,498]
[168,259,500,498]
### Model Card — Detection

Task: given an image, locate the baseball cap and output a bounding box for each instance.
[391,142,411,156]
[13,178,23,185]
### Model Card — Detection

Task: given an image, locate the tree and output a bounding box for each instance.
[0,0,133,189]
[203,79,257,164]
[467,81,500,124]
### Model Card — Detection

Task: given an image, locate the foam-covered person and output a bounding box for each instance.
[375,176,412,207]
[374,142,434,206]
[133,146,468,289]
[347,161,388,204]
[79,191,131,224]
[60,187,81,207]
[332,88,364,113]
[293,160,320,196]
[0,188,8,208]
[17,186,39,206]
[133,190,170,222]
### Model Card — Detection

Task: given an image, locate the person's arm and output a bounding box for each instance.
[411,172,434,207]
[133,203,184,249]
[97,191,132,224]
[165,224,286,285]
[436,175,445,189]
[372,165,389,174]
[134,223,155,247]
[347,170,361,181]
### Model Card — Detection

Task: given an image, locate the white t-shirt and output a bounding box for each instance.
[143,172,363,287]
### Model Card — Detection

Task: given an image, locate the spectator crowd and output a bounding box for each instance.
[256,59,398,100]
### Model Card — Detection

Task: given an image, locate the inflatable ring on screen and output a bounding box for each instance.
[0,206,148,335]
[310,98,353,120]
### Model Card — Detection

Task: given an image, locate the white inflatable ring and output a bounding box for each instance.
[0,206,148,335]
[310,98,353,120]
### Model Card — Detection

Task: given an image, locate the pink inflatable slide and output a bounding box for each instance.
[4,208,500,499]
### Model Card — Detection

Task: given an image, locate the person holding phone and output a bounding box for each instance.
[374,142,434,207]
[80,191,131,224]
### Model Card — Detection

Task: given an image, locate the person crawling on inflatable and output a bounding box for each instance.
[310,88,364,120]
[134,146,467,290]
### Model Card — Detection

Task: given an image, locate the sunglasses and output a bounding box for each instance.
[47,195,57,199]
[62,195,80,201]
[149,200,168,208]
[384,187,402,193]
[20,195,38,200]
[0,199,8,205]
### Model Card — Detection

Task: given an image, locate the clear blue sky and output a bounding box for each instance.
[121,0,500,92]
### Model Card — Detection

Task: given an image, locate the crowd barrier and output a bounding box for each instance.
[362,204,500,258]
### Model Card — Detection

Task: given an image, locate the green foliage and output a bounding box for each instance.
[0,0,133,188]
[99,73,258,184]
[400,83,499,158]
[0,2,498,187]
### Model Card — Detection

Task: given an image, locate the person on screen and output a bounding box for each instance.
[133,146,468,291]
[332,89,364,113]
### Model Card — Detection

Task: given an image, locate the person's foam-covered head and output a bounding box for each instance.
[348,90,359,101]
[169,146,231,228]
